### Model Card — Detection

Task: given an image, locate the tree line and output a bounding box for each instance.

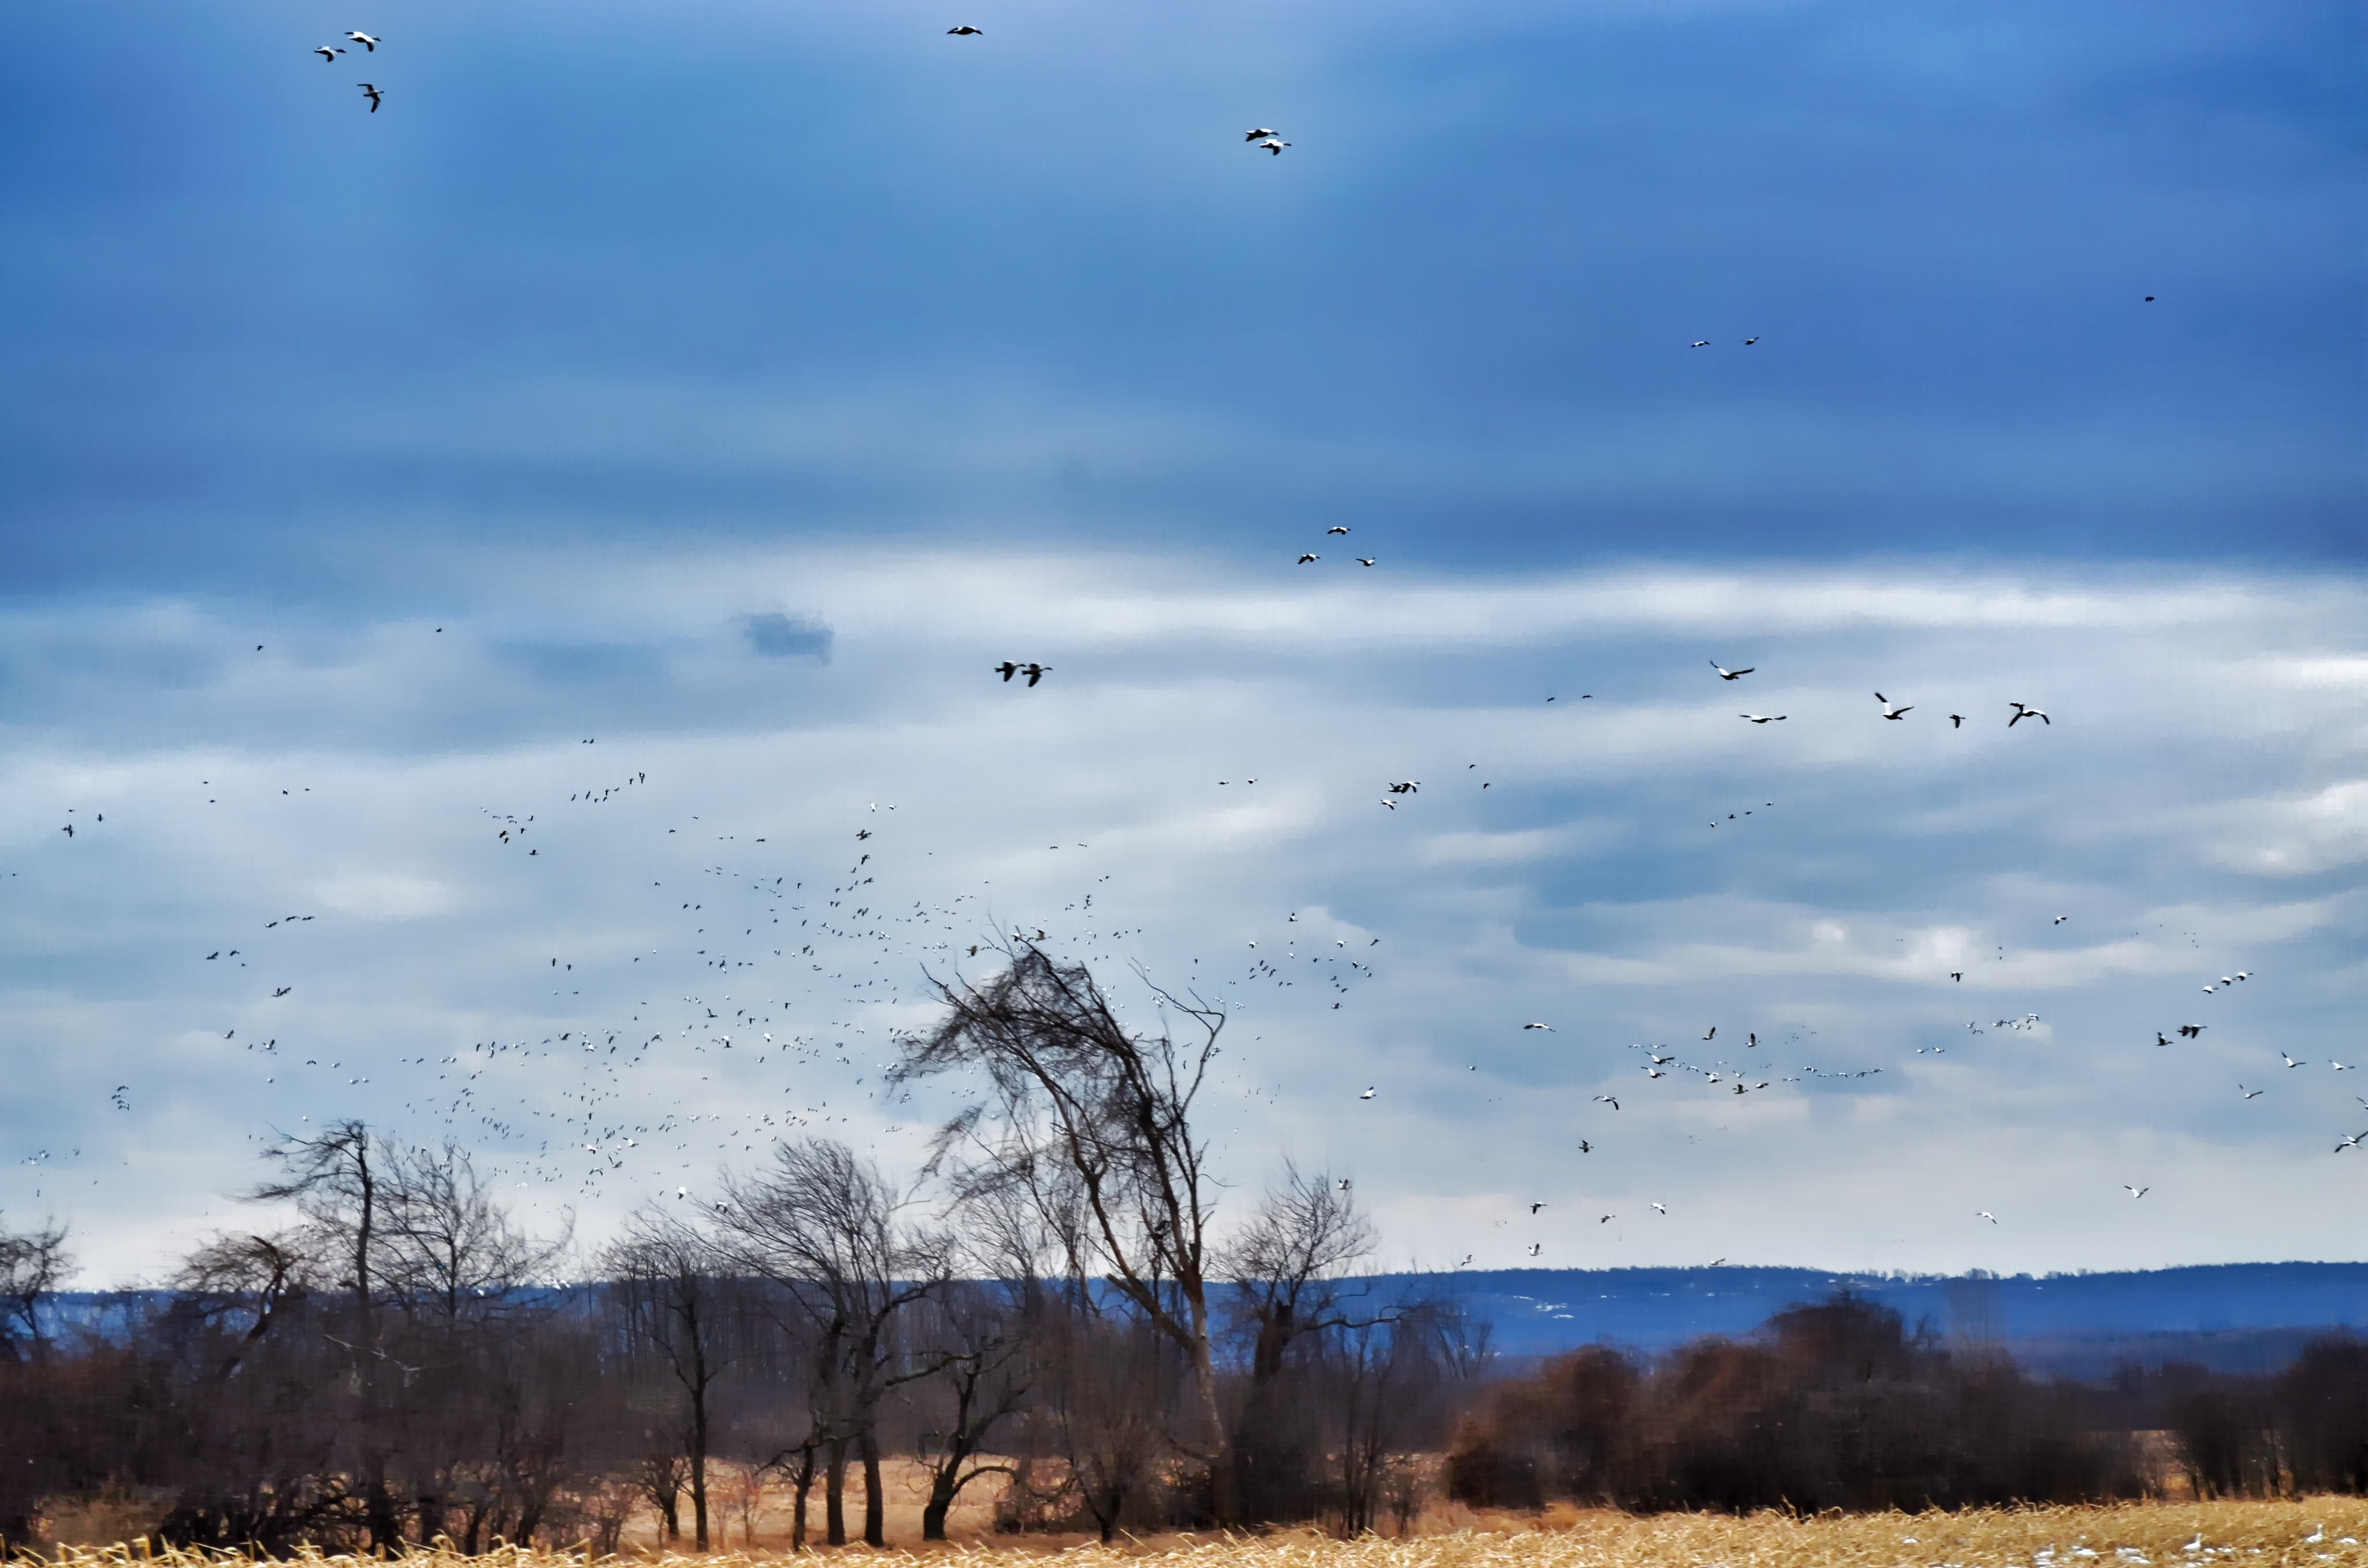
[1444,1292,2368,1514]
[3,947,2362,1554]
[0,947,1480,1554]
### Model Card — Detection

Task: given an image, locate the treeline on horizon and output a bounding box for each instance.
[3,948,2365,1556]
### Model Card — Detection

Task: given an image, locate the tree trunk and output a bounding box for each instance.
[789,1447,815,1552]
[690,1446,710,1550]
[824,1438,847,1546]
[861,1433,886,1546]
[1189,1322,1235,1526]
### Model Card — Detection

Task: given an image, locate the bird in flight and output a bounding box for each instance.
[1358,1086,1375,1100]
[1577,1139,1592,1153]
[2179,1024,2205,1038]
[2282,1052,2308,1070]
[1651,1202,1666,1215]
[1702,1026,1716,1041]
[1710,661,1753,681]
[1593,1094,1620,1110]
[1355,557,1375,566]
[1254,138,1290,155]
[1020,662,1049,687]
[1741,713,1786,723]
[1521,1022,1553,1031]
[1387,780,1419,794]
[1243,127,1278,141]
[314,44,344,60]
[1875,693,1913,720]
[2239,1084,2263,1100]
[1949,714,1964,727]
[2008,702,2050,727]
[357,82,382,110]
[1526,1243,1543,1256]
[993,661,1019,681]
[346,31,378,49]
[1529,1201,1545,1214]
[947,24,983,34]
[272,986,292,998]
[1977,1211,1997,1224]
[1298,553,1319,564]
[1326,525,1350,534]
[1688,340,1709,348]
[2124,1184,2149,1199]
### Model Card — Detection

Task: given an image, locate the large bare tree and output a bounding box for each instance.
[892,942,1236,1521]
[716,1138,945,1546]
[604,1214,727,1549]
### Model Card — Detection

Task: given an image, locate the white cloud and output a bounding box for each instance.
[1,549,2362,1284]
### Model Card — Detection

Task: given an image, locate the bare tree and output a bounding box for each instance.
[893,943,1236,1520]
[380,1141,570,1322]
[1221,1164,1378,1522]
[717,1138,946,1547]
[604,1214,727,1549]
[173,1230,312,1382]
[0,1214,73,1364]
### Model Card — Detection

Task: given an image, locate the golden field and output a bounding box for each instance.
[22,1501,2368,1568]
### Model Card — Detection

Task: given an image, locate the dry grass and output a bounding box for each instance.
[23,1499,2368,1568]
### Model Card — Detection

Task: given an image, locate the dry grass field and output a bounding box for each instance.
[22,1499,2368,1568]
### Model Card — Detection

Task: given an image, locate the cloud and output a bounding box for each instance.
[741,612,833,661]
[0,548,2362,1285]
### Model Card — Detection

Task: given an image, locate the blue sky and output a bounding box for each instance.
[0,0,2361,1283]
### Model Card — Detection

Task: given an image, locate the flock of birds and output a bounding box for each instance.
[21,624,2337,1273]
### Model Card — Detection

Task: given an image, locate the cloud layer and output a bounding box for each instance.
[3,549,2361,1284]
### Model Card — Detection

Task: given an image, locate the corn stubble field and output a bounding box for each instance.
[29,1503,2368,1568]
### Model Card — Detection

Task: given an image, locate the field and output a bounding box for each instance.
[22,1501,2368,1568]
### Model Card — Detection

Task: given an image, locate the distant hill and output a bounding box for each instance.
[1347,1262,2368,1373]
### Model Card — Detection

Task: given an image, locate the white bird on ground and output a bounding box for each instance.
[346,31,378,48]
[1710,661,1754,680]
[1741,713,1786,723]
[1875,693,1913,719]
[2009,702,2050,727]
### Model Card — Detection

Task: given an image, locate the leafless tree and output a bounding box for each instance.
[1220,1163,1379,1521]
[893,942,1236,1520]
[604,1213,727,1548]
[173,1229,312,1382]
[380,1141,571,1322]
[717,1138,946,1546]
[0,1213,73,1364]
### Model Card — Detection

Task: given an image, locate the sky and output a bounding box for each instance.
[0,0,2361,1287]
